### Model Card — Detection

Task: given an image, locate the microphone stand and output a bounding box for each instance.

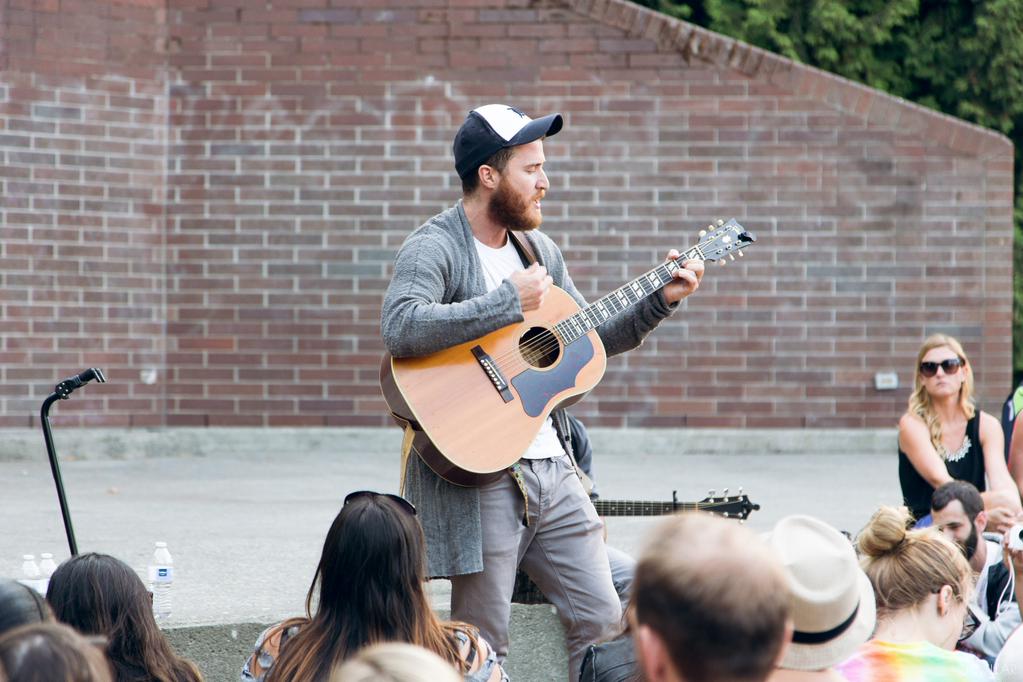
[40,368,107,557]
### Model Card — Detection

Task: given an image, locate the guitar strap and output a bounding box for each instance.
[507,229,538,266]
[507,230,543,525]
[506,230,596,499]
[398,422,415,497]
[397,233,539,504]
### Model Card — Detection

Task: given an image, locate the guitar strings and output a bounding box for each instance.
[487,259,679,370]
[487,260,682,374]
[488,237,722,370]
[486,230,740,374]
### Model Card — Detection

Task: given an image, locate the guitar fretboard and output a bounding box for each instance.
[591,500,695,516]
[554,246,703,344]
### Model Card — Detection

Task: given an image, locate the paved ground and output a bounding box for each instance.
[2,440,902,625]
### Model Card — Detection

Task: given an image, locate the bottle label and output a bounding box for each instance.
[148,566,174,583]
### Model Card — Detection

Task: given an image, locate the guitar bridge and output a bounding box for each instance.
[472,345,513,403]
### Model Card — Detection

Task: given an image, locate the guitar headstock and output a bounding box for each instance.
[699,487,760,521]
[694,218,756,264]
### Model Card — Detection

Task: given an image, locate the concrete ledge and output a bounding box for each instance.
[0,426,897,462]
[165,606,567,682]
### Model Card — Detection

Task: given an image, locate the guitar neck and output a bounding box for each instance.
[554,246,703,344]
[591,499,702,517]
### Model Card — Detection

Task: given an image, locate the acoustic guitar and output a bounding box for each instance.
[380,219,756,486]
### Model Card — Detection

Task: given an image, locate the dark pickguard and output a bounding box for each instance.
[511,335,595,417]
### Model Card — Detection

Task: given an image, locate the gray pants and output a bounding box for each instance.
[605,544,635,606]
[450,455,622,682]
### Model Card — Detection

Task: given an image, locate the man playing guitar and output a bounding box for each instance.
[380,104,704,681]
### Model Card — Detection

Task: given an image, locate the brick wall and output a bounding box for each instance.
[0,0,1014,429]
[0,0,168,427]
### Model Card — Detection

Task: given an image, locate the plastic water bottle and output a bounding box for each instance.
[38,553,58,595]
[20,555,42,594]
[147,542,174,621]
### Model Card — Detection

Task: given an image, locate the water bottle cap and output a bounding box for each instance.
[155,542,167,548]
[22,555,34,561]
[40,553,53,559]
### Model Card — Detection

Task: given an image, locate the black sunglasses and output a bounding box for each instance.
[919,357,964,378]
[343,490,417,516]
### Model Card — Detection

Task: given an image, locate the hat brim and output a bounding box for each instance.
[506,113,562,147]
[454,111,563,180]
[781,569,876,671]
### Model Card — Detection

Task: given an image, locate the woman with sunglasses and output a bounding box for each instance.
[836,505,994,681]
[898,334,1021,528]
[242,491,506,682]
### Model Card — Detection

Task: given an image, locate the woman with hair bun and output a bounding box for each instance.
[897,334,1020,529]
[836,506,993,680]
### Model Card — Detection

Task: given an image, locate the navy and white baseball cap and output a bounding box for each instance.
[453,104,563,180]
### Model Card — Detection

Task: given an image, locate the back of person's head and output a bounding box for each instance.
[328,643,461,682]
[856,505,972,617]
[47,552,202,682]
[0,580,52,636]
[931,480,984,520]
[313,492,427,629]
[766,515,875,672]
[632,513,791,682]
[0,622,112,682]
[269,492,461,682]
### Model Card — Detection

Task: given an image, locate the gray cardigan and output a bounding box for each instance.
[381,201,677,577]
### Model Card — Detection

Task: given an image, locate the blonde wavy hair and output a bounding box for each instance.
[857,506,972,618]
[906,334,975,457]
[330,643,461,682]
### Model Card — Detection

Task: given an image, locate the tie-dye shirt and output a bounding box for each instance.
[836,640,994,681]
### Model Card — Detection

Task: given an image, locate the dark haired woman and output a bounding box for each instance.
[47,553,203,682]
[242,491,506,682]
[0,578,53,636]
[898,333,1020,529]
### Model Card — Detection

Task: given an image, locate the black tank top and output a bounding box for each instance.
[898,412,984,520]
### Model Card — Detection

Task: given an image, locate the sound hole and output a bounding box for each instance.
[519,326,560,368]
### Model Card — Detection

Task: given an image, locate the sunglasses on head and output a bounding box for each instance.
[919,357,964,378]
[343,490,417,516]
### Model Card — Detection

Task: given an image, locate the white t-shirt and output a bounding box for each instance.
[474,236,565,460]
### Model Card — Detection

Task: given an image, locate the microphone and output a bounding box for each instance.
[54,368,107,399]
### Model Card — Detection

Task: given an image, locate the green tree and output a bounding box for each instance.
[632,0,1023,383]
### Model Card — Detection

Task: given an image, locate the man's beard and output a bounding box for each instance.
[960,523,979,561]
[488,179,542,232]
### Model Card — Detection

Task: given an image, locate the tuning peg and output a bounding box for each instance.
[738,251,744,257]
[738,486,744,493]
[719,259,726,266]
[698,229,706,237]
[706,224,714,232]
[723,488,729,495]
[729,254,735,261]
[716,219,724,226]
